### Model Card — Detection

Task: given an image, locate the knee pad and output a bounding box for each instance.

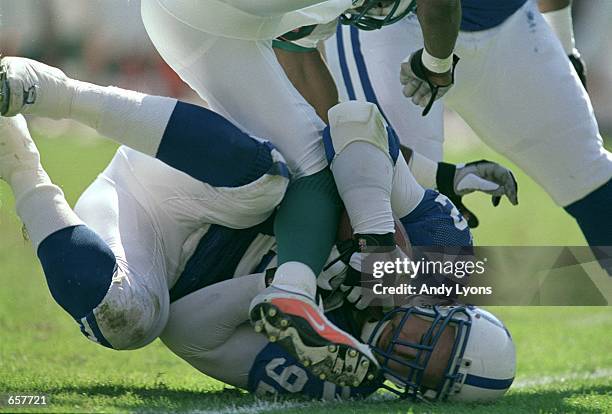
[38,225,116,322]
[82,268,170,350]
[37,225,169,350]
[324,101,400,165]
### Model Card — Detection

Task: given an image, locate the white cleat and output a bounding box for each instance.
[249,285,380,387]
[0,56,75,119]
[0,115,41,183]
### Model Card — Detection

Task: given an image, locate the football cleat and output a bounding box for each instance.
[0,56,75,119]
[0,115,41,183]
[250,285,380,387]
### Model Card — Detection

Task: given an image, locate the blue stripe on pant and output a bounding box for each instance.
[77,312,113,349]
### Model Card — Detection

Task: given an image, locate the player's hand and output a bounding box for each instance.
[436,160,518,228]
[568,51,587,90]
[400,48,459,116]
[318,243,351,291]
[341,247,405,310]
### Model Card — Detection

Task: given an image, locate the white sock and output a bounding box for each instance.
[69,81,177,156]
[271,262,317,299]
[332,142,395,235]
[11,169,83,250]
[391,153,425,218]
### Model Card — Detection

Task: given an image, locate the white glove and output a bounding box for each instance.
[435,159,518,228]
[318,245,349,290]
[453,160,519,206]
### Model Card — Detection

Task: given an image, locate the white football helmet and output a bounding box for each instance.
[366,305,516,402]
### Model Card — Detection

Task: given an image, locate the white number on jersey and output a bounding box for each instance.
[435,194,468,231]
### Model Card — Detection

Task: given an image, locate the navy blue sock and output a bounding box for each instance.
[565,179,612,246]
[37,225,116,320]
[156,102,278,187]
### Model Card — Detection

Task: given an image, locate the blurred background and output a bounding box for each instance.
[1,0,611,129]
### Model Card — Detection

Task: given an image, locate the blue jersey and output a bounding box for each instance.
[247,305,382,399]
[169,215,275,302]
[461,0,527,31]
[401,190,473,247]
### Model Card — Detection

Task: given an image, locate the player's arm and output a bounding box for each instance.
[400,0,461,115]
[274,46,338,124]
[539,0,570,14]
[538,0,586,88]
[416,0,461,83]
[401,145,518,228]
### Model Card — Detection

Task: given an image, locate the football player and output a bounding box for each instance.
[268,2,518,230]
[0,80,512,402]
[0,96,515,403]
[160,243,516,402]
[324,0,612,244]
[0,56,472,384]
[138,0,463,385]
[0,60,289,351]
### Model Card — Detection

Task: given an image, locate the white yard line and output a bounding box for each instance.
[192,400,309,414]
[513,368,612,389]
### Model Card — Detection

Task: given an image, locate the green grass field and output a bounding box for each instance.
[0,126,611,413]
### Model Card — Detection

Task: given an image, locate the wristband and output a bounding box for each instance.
[542,5,576,55]
[436,162,457,197]
[421,49,453,74]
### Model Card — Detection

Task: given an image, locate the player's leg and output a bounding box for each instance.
[72,171,171,349]
[0,115,169,349]
[161,274,269,388]
[0,57,288,209]
[163,273,373,400]
[326,101,400,244]
[139,32,342,280]
[141,3,379,386]
[326,101,427,240]
[444,1,612,245]
[0,54,341,305]
[324,100,469,313]
[140,1,341,280]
